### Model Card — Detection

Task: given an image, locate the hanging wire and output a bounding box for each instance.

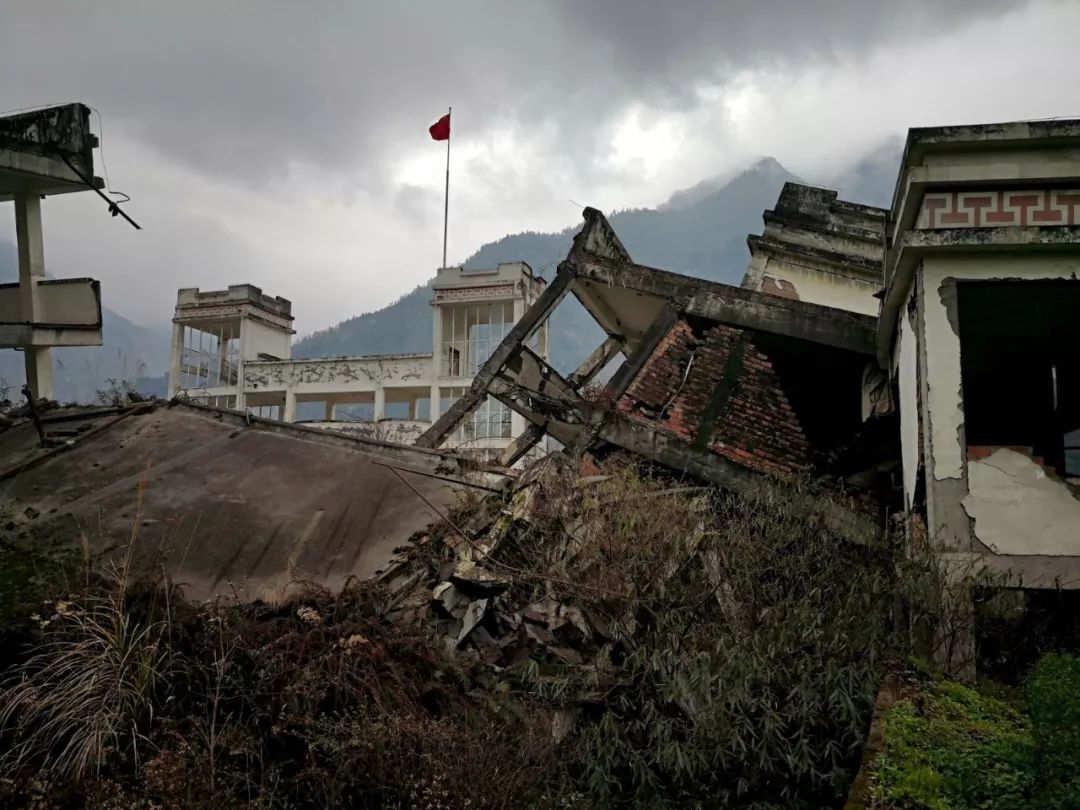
[0,101,138,227]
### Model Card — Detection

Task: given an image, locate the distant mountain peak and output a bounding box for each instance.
[660,156,795,211]
[748,156,787,174]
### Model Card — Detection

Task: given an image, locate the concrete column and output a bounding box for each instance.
[373,386,386,421]
[14,193,53,400]
[235,319,248,411]
[283,390,297,423]
[324,400,335,421]
[429,384,440,424]
[167,322,184,398]
[432,295,443,375]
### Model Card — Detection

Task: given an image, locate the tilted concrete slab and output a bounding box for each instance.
[0,401,502,602]
[418,207,884,543]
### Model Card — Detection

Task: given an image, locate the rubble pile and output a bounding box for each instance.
[369,452,894,806]
[0,448,898,807]
[379,455,658,669]
[0,396,59,433]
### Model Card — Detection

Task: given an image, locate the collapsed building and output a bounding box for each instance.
[420,118,1080,674]
[2,114,1077,678]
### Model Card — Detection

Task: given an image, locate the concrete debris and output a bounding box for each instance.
[380,461,663,677]
[449,560,510,596]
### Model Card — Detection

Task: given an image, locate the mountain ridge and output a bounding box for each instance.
[295,155,808,371]
[0,142,902,398]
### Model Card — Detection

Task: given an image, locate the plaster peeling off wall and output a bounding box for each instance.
[898,307,920,509]
[921,255,1080,482]
[761,259,880,316]
[922,273,965,480]
[962,449,1080,556]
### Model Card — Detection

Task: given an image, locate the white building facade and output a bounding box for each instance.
[168,262,549,452]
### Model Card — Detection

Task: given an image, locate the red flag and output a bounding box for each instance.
[429,113,450,141]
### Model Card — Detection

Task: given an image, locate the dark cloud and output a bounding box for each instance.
[0,1,1018,187]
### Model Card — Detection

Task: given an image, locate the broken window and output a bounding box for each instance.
[958,280,1080,478]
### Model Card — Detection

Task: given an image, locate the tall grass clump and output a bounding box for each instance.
[0,560,169,783]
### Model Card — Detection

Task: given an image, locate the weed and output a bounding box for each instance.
[868,673,1035,809]
[0,563,169,784]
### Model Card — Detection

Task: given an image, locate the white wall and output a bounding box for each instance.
[757,256,880,316]
[897,304,920,510]
[243,354,433,395]
[241,318,292,361]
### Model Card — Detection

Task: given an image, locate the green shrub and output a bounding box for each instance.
[869,677,1035,809]
[1027,653,1080,808]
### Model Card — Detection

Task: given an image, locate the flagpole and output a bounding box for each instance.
[442,106,451,270]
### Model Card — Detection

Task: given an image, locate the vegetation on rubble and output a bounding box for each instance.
[495,463,893,807]
[2,455,1064,809]
[865,653,1080,809]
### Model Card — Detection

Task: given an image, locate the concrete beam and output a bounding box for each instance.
[568,254,877,355]
[567,335,624,389]
[487,378,584,448]
[568,206,634,264]
[594,413,880,544]
[605,302,680,400]
[498,422,546,467]
[415,266,575,448]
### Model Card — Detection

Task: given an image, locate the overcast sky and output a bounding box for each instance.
[2,1,1078,335]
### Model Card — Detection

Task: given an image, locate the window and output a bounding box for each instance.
[179,325,239,390]
[440,302,516,377]
[194,394,236,410]
[440,388,512,442]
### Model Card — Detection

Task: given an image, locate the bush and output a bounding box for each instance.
[868,676,1035,809]
[501,462,895,807]
[1027,653,1080,808]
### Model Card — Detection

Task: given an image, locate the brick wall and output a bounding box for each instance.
[617,319,809,478]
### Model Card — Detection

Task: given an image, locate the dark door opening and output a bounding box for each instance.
[957,279,1080,479]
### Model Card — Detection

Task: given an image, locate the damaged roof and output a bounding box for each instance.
[0,400,504,601]
[746,182,885,286]
[418,208,890,541]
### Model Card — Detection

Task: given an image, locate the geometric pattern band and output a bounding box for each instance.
[434,284,516,302]
[173,302,294,330]
[918,189,1080,229]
